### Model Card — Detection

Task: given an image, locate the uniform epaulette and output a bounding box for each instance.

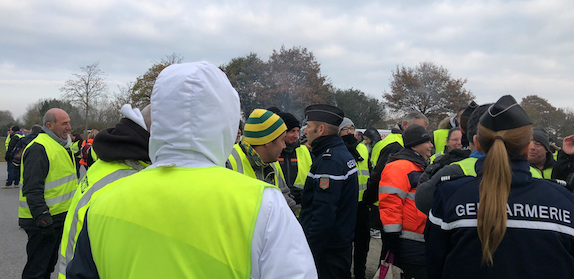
[322,148,332,159]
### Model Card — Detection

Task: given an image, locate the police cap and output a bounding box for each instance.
[305,104,344,126]
[479,95,531,131]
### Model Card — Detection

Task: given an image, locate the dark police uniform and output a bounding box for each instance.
[426,95,574,279]
[299,105,359,279]
[426,157,574,279]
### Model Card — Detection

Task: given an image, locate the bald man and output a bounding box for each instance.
[20,108,78,279]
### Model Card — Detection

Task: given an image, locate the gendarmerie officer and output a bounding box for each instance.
[299,104,359,279]
[426,95,574,278]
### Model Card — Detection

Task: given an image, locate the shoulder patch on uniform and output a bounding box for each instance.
[347,159,356,169]
[319,175,330,190]
[322,148,332,159]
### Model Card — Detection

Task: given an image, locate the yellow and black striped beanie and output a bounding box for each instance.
[243,109,287,145]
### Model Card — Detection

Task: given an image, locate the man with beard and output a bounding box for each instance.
[339,117,370,279]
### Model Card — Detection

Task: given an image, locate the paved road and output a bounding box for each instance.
[0,162,85,279]
[0,161,382,278]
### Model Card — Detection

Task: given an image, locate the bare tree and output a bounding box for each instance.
[60,62,108,131]
[130,53,184,108]
[383,62,474,129]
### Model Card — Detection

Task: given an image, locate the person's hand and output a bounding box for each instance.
[382,232,401,256]
[40,225,56,243]
[563,134,574,155]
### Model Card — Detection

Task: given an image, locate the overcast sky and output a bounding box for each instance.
[1,0,573,122]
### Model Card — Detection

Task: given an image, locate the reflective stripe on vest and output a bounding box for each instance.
[370,133,403,167]
[58,161,138,279]
[451,157,478,177]
[400,231,425,242]
[19,133,77,219]
[87,167,273,278]
[433,129,449,155]
[293,146,312,189]
[356,143,369,201]
[229,144,283,188]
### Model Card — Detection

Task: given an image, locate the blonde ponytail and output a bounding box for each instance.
[477,124,532,265]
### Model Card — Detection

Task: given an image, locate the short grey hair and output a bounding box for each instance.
[403,111,428,126]
[30,125,42,135]
[43,111,57,126]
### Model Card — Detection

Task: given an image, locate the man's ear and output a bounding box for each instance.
[46,122,52,129]
[402,121,409,130]
[318,124,326,136]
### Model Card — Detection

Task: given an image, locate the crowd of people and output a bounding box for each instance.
[4,61,574,279]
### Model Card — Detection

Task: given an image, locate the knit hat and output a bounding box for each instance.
[266,106,281,114]
[467,104,491,144]
[305,104,344,126]
[277,112,300,131]
[480,95,531,131]
[339,117,355,132]
[243,109,287,145]
[403,124,431,148]
[12,126,20,132]
[532,126,550,152]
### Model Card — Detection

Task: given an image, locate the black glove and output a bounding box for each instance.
[382,232,401,257]
[40,225,56,243]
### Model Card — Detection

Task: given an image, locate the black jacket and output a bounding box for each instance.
[553,150,574,185]
[363,139,403,205]
[5,132,23,160]
[19,131,74,230]
[299,135,359,256]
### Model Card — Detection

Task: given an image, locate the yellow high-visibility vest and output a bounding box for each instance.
[58,160,147,279]
[87,166,274,278]
[19,133,77,219]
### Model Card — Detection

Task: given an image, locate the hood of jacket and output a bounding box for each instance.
[388,148,428,169]
[92,118,150,162]
[149,62,240,168]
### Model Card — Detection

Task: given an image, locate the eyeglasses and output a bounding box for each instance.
[341,127,355,132]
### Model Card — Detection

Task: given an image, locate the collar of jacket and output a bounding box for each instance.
[388,148,428,168]
[341,134,363,162]
[476,156,532,182]
[543,152,556,169]
[41,127,68,147]
[240,141,270,168]
[470,149,484,158]
[283,140,300,154]
[311,134,343,157]
[391,126,403,134]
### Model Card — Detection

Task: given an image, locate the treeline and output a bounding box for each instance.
[2,46,571,140]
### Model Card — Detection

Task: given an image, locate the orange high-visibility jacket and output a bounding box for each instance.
[378,159,427,242]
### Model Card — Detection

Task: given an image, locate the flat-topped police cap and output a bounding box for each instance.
[305,104,345,126]
[479,95,531,131]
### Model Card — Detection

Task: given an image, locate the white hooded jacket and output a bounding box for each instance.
[149,62,317,279]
